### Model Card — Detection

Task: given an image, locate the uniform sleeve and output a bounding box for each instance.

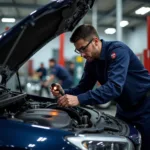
[51,67,58,76]
[77,46,130,105]
[64,62,97,95]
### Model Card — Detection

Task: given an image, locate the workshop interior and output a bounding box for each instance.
[0,0,150,150]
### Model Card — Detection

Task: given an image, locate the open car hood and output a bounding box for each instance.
[0,0,94,84]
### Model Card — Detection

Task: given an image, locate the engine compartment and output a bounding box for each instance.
[0,91,130,136]
[0,91,93,129]
[14,102,94,129]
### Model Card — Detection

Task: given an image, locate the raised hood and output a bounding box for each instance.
[0,0,94,84]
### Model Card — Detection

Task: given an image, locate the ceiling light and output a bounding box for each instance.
[0,35,2,38]
[135,7,150,15]
[1,18,16,23]
[120,20,129,27]
[104,28,116,34]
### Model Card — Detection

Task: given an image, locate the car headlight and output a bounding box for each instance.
[66,135,135,150]
[82,141,127,150]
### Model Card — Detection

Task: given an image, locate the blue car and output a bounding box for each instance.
[0,0,141,149]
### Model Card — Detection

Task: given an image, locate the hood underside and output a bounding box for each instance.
[0,0,94,84]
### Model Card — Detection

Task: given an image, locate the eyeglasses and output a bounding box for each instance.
[74,39,93,54]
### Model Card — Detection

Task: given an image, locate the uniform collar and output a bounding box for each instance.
[99,39,106,60]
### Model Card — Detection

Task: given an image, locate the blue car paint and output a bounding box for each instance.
[128,123,141,146]
[0,119,76,150]
[0,118,141,149]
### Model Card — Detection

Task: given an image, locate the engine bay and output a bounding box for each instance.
[0,89,94,129]
[0,89,130,136]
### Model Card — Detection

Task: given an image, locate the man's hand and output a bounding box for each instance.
[57,94,80,107]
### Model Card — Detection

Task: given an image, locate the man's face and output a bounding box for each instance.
[49,61,55,67]
[74,38,100,62]
[41,64,44,68]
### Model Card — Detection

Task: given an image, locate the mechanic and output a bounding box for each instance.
[44,58,73,88]
[51,24,150,150]
[36,63,50,96]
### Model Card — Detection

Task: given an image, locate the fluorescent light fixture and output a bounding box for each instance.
[1,18,16,23]
[105,28,116,34]
[135,7,150,15]
[120,20,129,27]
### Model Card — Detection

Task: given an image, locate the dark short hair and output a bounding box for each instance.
[49,58,56,63]
[70,24,99,43]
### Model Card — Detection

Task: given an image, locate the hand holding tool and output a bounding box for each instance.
[51,83,64,96]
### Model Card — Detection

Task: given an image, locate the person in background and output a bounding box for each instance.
[68,62,75,84]
[51,24,150,150]
[36,63,50,96]
[44,58,73,88]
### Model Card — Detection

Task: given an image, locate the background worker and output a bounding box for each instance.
[36,63,50,96]
[44,58,73,89]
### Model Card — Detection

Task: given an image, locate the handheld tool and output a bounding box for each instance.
[51,83,64,96]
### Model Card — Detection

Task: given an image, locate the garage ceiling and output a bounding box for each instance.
[0,0,149,29]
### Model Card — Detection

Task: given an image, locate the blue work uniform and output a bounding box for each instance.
[36,67,50,96]
[65,39,150,150]
[36,67,47,81]
[51,64,73,88]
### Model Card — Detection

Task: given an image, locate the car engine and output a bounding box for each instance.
[0,90,128,134]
